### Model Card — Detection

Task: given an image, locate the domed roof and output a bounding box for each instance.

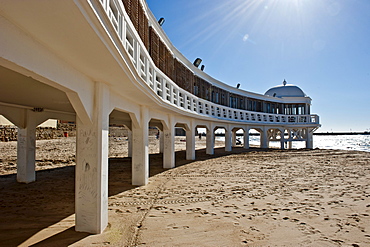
[264,80,306,98]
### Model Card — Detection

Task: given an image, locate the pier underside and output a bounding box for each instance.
[0,0,319,236]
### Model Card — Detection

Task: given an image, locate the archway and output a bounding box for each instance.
[249,128,262,148]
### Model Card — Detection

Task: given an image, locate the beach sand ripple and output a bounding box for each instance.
[0,137,369,246]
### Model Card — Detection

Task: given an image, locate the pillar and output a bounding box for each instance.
[163,117,175,168]
[16,110,42,183]
[132,106,149,185]
[159,130,164,153]
[14,109,49,183]
[287,129,292,149]
[306,128,313,149]
[225,127,232,152]
[280,129,285,150]
[288,141,293,149]
[206,127,214,155]
[186,124,195,160]
[243,127,249,149]
[17,126,36,183]
[232,129,237,147]
[75,82,110,234]
[261,128,269,149]
[127,129,132,158]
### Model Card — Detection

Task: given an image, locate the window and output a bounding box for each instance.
[194,85,198,96]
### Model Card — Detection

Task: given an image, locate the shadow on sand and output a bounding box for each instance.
[0,146,260,246]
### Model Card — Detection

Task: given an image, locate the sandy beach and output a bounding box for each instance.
[0,137,370,246]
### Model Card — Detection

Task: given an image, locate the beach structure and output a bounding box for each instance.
[0,0,320,234]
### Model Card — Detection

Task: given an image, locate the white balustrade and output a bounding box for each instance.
[94,0,319,126]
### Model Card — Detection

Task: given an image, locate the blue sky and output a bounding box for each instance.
[147,0,370,132]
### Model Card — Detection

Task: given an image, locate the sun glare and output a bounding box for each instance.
[186,0,318,45]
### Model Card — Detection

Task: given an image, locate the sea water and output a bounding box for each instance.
[311,135,370,152]
[216,135,370,152]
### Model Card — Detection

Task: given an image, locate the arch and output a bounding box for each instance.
[0,0,321,235]
[248,127,263,149]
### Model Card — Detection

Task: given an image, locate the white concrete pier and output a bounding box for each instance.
[0,0,320,234]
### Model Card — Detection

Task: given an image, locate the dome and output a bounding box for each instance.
[264,80,306,98]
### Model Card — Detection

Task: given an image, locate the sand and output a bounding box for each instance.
[0,137,369,246]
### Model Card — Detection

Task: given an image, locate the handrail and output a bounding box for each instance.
[91,0,319,125]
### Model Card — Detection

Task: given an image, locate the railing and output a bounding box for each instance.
[92,0,320,125]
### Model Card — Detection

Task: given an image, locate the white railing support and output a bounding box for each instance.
[93,0,320,127]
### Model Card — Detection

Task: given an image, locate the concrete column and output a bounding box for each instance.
[1,105,74,184]
[159,130,164,153]
[127,129,132,158]
[16,110,48,183]
[287,129,292,149]
[75,82,110,234]
[232,129,237,147]
[280,129,285,150]
[306,128,313,149]
[163,116,175,168]
[132,106,149,185]
[260,128,269,149]
[288,141,293,149]
[243,127,249,149]
[17,124,37,183]
[186,124,196,160]
[206,127,214,155]
[225,127,232,152]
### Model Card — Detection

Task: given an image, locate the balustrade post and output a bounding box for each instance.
[153,70,157,93]
[176,89,180,107]
[169,84,174,104]
[183,93,185,109]
[144,55,149,83]
[120,14,125,41]
[102,0,108,11]
[161,79,166,100]
[135,41,140,72]
[190,97,194,112]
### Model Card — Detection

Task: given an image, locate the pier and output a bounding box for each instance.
[0,0,320,234]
